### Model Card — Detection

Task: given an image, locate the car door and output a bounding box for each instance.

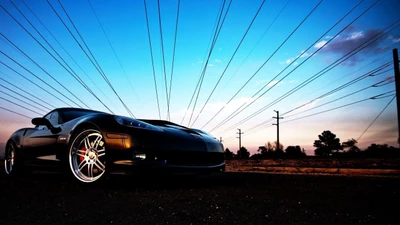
[23,111,62,160]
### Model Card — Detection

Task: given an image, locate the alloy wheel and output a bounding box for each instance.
[69,129,106,183]
[4,143,15,175]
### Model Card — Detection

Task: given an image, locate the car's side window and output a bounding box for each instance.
[46,111,60,126]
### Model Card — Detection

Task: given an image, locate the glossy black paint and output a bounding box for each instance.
[6,108,225,174]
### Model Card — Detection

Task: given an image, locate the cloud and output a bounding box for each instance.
[266,80,280,87]
[282,50,312,66]
[393,38,400,43]
[298,50,310,58]
[317,29,388,54]
[214,59,222,63]
[314,40,327,49]
[207,63,214,67]
[314,28,394,66]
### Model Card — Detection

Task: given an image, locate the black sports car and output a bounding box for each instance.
[4,108,225,183]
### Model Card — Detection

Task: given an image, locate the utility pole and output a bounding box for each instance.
[273,110,283,156]
[237,128,243,158]
[393,48,400,146]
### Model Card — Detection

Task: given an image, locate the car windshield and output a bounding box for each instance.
[61,109,99,123]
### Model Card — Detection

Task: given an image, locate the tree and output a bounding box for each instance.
[257,146,268,155]
[314,130,342,156]
[342,138,360,153]
[256,142,284,158]
[224,148,235,159]
[273,141,284,152]
[265,142,274,151]
[237,147,250,159]
[285,145,306,158]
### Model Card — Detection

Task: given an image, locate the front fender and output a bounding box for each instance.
[8,128,27,149]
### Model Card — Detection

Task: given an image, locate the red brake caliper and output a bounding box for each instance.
[80,146,86,162]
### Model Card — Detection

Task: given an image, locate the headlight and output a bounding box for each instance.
[114,116,162,131]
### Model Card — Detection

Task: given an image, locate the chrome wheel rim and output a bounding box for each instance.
[4,144,14,175]
[69,130,106,183]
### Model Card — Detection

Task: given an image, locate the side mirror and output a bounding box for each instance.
[32,117,62,134]
[32,117,48,126]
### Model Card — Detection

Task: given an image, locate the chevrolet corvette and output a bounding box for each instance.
[3,108,225,183]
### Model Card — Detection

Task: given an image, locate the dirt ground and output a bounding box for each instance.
[225,158,400,169]
[224,158,400,176]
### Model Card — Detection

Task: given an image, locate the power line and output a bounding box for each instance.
[167,0,181,121]
[246,90,396,136]
[282,62,392,116]
[0,89,47,114]
[212,11,398,134]
[1,3,88,108]
[301,51,392,98]
[180,0,230,125]
[0,60,71,106]
[21,0,118,113]
[0,33,86,108]
[0,74,55,109]
[285,79,394,120]
[47,0,134,117]
[0,83,51,112]
[186,0,232,126]
[215,0,291,98]
[0,53,74,107]
[143,0,161,119]
[202,0,325,131]
[190,0,267,127]
[0,106,31,119]
[0,96,42,116]
[208,0,367,132]
[246,74,395,133]
[357,95,396,141]
[281,91,395,124]
[156,0,170,120]
[87,0,141,108]
[56,0,134,117]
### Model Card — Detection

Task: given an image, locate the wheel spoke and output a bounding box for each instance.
[98,152,105,157]
[95,159,105,170]
[88,164,94,178]
[84,136,91,150]
[94,161,105,172]
[93,135,102,149]
[77,149,86,154]
[78,160,87,171]
[76,152,85,158]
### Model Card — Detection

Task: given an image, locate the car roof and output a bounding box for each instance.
[44,107,107,117]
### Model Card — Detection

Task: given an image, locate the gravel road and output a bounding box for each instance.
[0,162,399,225]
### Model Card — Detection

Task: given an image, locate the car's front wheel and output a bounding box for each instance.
[69,129,106,183]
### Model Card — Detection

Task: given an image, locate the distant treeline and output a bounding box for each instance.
[225,130,400,159]
[225,143,400,160]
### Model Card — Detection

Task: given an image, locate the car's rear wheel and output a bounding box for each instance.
[4,141,23,176]
[69,129,106,183]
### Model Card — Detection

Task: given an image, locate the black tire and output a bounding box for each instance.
[4,141,24,176]
[68,128,107,183]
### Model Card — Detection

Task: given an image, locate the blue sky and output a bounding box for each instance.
[1,0,400,155]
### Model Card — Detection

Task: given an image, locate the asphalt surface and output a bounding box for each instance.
[0,162,399,225]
